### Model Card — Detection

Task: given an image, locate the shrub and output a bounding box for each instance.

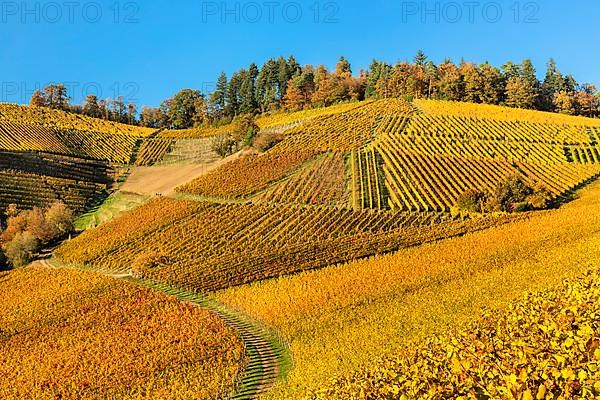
[527,185,554,210]
[45,201,74,239]
[456,189,487,213]
[0,202,74,268]
[25,207,53,244]
[3,231,38,268]
[490,174,534,212]
[0,214,28,243]
[253,131,284,152]
[211,134,238,157]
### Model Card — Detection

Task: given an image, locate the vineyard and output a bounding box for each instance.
[215,178,600,399]
[0,266,244,400]
[0,151,112,184]
[259,152,350,207]
[344,99,600,212]
[0,171,107,212]
[0,121,142,163]
[154,138,221,165]
[255,101,369,131]
[0,104,154,136]
[0,151,112,212]
[414,98,600,127]
[54,197,524,293]
[159,124,236,139]
[319,269,600,399]
[176,150,319,199]
[350,147,387,210]
[374,141,600,212]
[271,99,413,152]
[135,138,174,166]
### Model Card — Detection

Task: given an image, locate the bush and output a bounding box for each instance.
[45,201,74,239]
[0,214,28,243]
[3,231,38,268]
[527,185,554,210]
[253,131,284,152]
[26,207,53,244]
[456,189,487,213]
[490,174,534,213]
[211,134,238,157]
[0,202,74,268]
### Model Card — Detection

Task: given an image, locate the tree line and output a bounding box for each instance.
[30,85,138,125]
[30,52,600,129]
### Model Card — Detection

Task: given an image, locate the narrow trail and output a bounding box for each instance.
[39,260,290,400]
[132,279,290,400]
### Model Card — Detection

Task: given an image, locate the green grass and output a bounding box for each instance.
[75,192,149,231]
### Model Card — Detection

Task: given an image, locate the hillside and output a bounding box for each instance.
[6,98,600,399]
[216,177,600,399]
[55,99,600,290]
[176,98,600,212]
[0,266,244,400]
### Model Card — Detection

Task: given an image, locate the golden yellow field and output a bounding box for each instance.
[415,98,600,127]
[255,101,369,130]
[0,266,245,400]
[0,103,154,136]
[319,268,600,399]
[215,180,600,399]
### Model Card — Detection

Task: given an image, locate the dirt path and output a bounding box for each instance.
[121,152,240,196]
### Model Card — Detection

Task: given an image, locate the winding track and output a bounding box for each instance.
[40,259,290,400]
[131,279,290,400]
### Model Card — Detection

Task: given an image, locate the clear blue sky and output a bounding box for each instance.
[0,0,598,108]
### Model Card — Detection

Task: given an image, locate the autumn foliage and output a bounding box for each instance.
[316,269,600,399]
[0,266,244,399]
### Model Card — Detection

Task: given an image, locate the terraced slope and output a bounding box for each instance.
[55,196,523,293]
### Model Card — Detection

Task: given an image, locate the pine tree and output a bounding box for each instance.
[227,72,242,117]
[240,69,258,114]
[414,50,427,66]
[210,72,228,117]
[365,60,383,98]
[520,59,540,107]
